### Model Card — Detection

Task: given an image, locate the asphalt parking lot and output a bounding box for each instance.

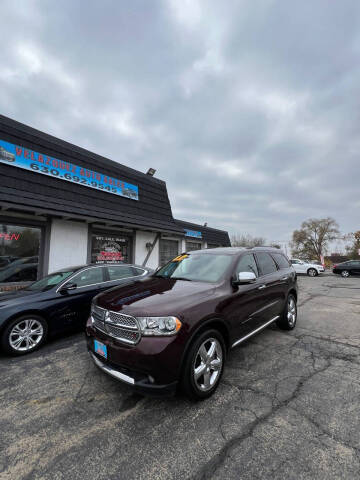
[1,273,360,480]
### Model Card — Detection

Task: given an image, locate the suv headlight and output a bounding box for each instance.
[137,316,182,336]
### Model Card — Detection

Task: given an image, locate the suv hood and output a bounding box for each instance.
[96,276,216,316]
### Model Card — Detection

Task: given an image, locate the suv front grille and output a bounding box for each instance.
[93,316,107,333]
[105,324,141,344]
[107,311,138,329]
[92,306,107,333]
[92,307,140,345]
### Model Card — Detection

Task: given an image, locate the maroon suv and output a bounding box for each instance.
[86,247,298,399]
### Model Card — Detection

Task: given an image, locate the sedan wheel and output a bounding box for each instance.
[341,270,350,278]
[307,268,317,277]
[1,315,47,355]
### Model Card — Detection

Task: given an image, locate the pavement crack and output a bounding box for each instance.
[73,368,90,404]
[189,361,332,480]
[291,407,360,459]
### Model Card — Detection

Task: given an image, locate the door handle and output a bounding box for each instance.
[258,284,267,290]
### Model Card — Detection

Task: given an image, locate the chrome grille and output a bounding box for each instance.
[107,311,137,330]
[105,324,141,344]
[93,317,106,333]
[93,306,105,320]
[94,310,140,345]
[92,306,106,333]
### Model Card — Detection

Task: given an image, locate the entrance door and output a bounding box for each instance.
[159,239,179,266]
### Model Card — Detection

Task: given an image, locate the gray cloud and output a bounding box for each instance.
[0,0,358,245]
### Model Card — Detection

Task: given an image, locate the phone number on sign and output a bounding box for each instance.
[30,163,119,193]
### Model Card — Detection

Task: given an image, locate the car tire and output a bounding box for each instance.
[307,268,318,277]
[341,270,350,278]
[181,329,226,401]
[277,294,297,330]
[1,314,48,356]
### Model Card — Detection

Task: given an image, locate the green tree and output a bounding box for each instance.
[291,217,340,261]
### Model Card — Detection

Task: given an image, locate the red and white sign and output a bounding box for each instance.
[0,232,21,241]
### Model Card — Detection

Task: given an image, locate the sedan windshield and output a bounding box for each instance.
[155,253,232,283]
[26,270,76,292]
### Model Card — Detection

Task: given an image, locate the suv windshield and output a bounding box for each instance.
[155,253,232,283]
[26,270,76,292]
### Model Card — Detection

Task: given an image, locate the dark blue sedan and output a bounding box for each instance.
[0,263,151,355]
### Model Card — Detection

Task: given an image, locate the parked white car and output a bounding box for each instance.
[290,258,325,277]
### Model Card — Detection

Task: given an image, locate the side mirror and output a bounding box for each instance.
[233,271,256,285]
[59,282,77,294]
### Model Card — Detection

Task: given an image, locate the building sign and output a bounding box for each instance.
[0,139,139,201]
[184,229,202,239]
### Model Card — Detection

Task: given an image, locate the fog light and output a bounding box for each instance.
[148,375,155,384]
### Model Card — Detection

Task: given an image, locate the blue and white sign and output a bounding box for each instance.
[184,229,202,239]
[0,139,139,200]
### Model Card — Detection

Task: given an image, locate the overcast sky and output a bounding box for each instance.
[0,0,358,244]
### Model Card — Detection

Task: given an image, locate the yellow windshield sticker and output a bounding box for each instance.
[172,254,189,262]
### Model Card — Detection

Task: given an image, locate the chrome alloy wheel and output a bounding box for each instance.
[287,297,297,327]
[341,270,350,278]
[193,338,223,392]
[9,319,44,352]
[308,268,317,277]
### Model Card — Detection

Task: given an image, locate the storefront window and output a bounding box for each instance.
[186,241,202,252]
[0,224,41,290]
[159,239,179,266]
[207,243,220,249]
[91,233,132,264]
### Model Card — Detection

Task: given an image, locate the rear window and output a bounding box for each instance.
[256,252,278,275]
[132,267,146,276]
[272,253,291,269]
[107,266,135,281]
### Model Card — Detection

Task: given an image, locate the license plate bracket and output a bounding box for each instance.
[94,339,107,359]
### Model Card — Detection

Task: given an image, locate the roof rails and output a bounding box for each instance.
[249,246,282,250]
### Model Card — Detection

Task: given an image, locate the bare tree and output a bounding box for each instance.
[231,233,266,248]
[345,230,360,259]
[291,217,340,260]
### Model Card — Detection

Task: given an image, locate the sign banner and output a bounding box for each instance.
[184,229,202,239]
[0,139,139,200]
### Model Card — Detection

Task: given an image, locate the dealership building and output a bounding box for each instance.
[0,115,230,291]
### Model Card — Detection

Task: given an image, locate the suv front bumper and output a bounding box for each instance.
[86,320,184,396]
[88,350,178,396]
